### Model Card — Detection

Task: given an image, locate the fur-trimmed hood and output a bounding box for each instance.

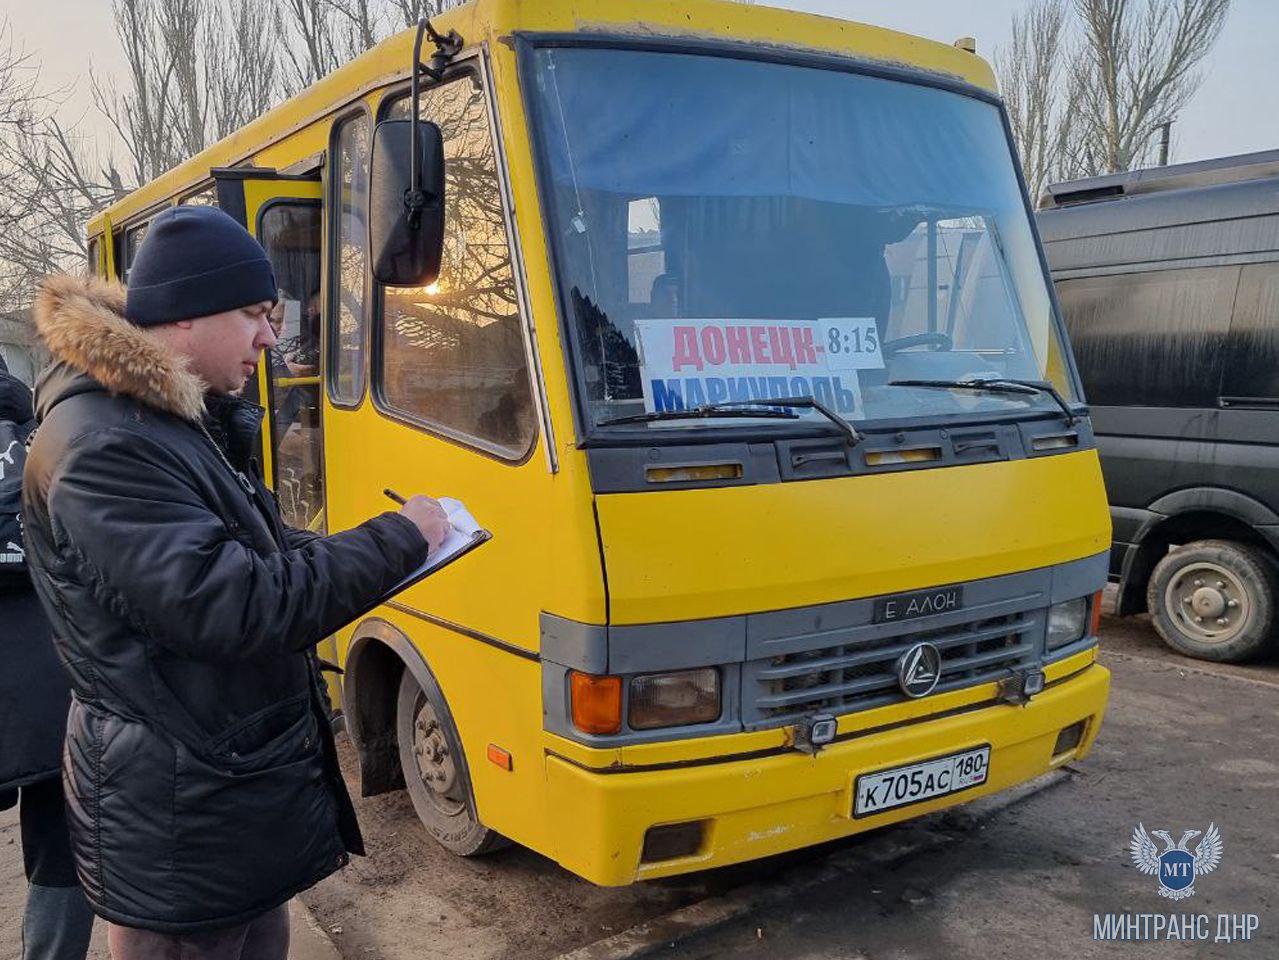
[33,274,206,422]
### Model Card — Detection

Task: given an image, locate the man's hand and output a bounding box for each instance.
[399,496,452,554]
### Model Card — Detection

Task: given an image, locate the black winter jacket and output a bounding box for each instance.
[0,364,71,799]
[21,275,428,932]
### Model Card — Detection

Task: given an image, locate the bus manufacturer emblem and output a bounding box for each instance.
[873,585,964,624]
[897,642,942,698]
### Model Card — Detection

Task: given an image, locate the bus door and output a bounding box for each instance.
[212,168,327,535]
[213,167,340,704]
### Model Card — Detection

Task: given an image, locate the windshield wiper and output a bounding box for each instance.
[715,396,862,445]
[597,405,801,428]
[888,378,1077,425]
[597,395,862,445]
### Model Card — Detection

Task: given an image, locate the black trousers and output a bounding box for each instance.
[18,778,80,888]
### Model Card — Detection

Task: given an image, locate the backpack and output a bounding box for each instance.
[0,417,30,577]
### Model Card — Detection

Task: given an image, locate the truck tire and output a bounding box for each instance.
[1147,539,1278,662]
[396,668,508,856]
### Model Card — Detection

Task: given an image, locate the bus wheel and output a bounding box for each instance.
[1147,539,1278,662]
[395,669,507,856]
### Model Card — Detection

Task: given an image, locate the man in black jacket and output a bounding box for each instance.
[0,355,95,960]
[22,206,451,958]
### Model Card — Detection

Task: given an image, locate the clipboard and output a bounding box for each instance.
[360,497,492,616]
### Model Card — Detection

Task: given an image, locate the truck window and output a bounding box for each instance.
[1057,265,1239,407]
[330,110,371,406]
[1220,260,1279,404]
[378,74,536,458]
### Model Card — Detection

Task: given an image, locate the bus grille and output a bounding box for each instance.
[744,612,1038,726]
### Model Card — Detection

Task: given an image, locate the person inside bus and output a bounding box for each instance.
[0,354,95,960]
[266,292,318,442]
[266,290,320,376]
[22,206,454,960]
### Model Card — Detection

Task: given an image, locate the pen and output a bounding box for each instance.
[383,487,406,505]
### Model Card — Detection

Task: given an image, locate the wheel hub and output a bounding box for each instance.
[1165,561,1249,644]
[412,701,458,796]
[1189,586,1227,619]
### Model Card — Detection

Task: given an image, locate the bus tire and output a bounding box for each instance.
[395,668,508,856]
[1147,539,1278,663]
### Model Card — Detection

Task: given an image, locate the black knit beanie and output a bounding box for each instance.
[124,206,278,327]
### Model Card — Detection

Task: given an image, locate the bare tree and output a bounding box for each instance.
[1000,0,1230,189]
[93,0,467,181]
[0,18,42,314]
[996,0,1071,200]
[1071,0,1229,172]
[94,0,285,183]
[93,0,179,183]
[0,19,39,127]
[209,0,285,138]
[0,0,464,319]
[0,19,123,334]
[328,0,381,56]
[277,0,341,92]
[275,0,465,93]
[386,0,458,28]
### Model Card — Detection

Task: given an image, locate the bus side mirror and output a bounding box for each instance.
[368,118,445,286]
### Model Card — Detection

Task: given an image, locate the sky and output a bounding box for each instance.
[2,0,1276,168]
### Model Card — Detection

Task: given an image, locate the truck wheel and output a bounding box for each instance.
[1147,540,1278,662]
[396,668,508,856]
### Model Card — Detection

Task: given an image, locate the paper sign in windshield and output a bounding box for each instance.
[635,318,882,419]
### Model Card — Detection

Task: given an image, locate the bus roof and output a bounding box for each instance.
[88,0,995,236]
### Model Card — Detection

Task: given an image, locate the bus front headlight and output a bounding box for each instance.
[1046,597,1089,650]
[629,668,721,730]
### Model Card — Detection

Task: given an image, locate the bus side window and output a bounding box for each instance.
[87,237,100,277]
[112,230,125,281]
[181,184,219,207]
[378,74,537,458]
[123,221,150,283]
[328,111,371,406]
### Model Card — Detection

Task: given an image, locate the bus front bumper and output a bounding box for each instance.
[544,661,1109,885]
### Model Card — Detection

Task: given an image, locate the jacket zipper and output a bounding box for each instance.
[196,423,255,497]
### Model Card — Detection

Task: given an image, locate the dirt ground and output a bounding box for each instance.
[3,604,1276,960]
[292,738,716,960]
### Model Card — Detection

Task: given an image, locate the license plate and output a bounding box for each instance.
[853,745,990,817]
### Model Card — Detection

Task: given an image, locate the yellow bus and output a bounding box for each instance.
[85,0,1112,885]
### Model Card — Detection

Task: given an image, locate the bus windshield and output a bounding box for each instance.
[527,46,1079,434]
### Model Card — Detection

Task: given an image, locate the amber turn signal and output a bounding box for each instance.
[487,744,513,771]
[1089,589,1104,637]
[570,672,623,735]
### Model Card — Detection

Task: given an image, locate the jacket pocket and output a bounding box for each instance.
[205,692,311,772]
[171,711,343,926]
